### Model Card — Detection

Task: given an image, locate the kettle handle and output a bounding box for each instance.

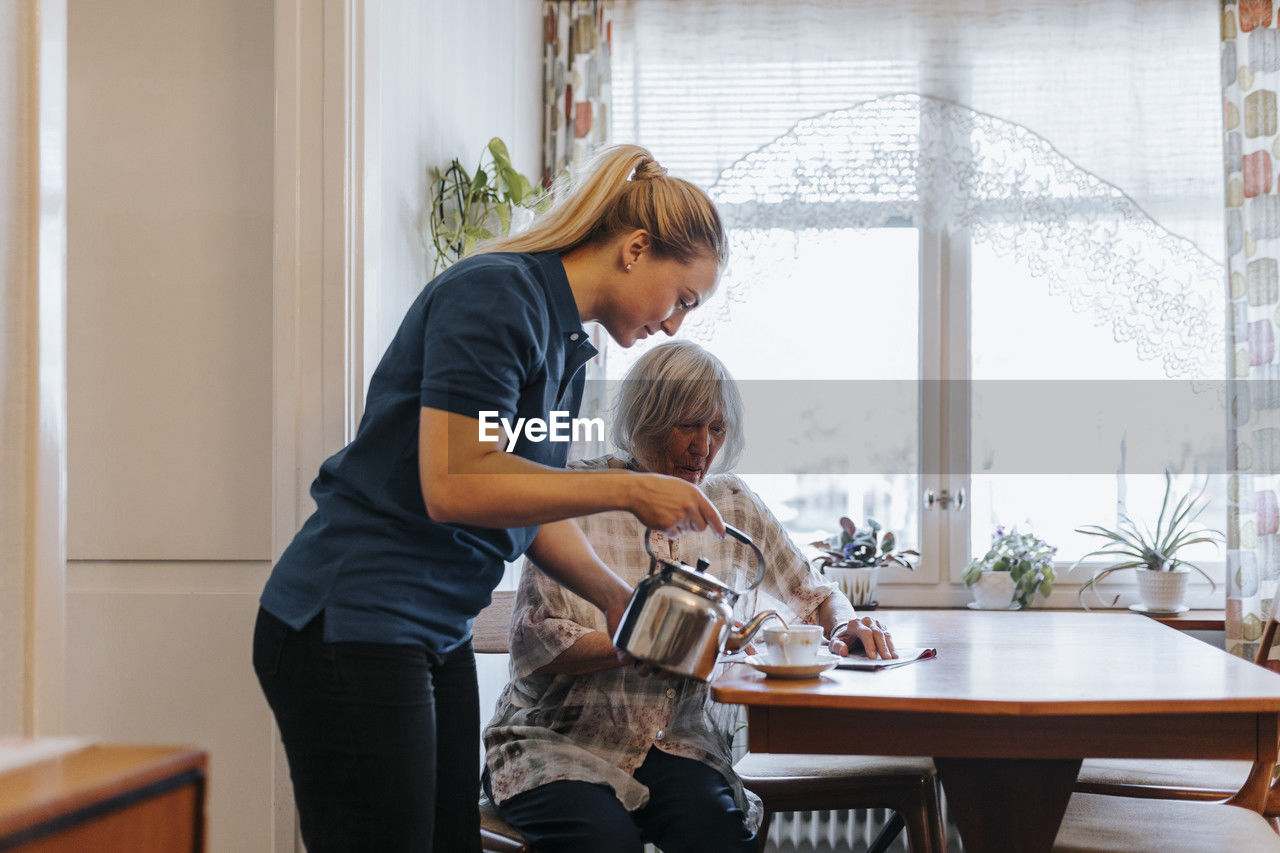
[642,529,662,576]
[725,525,767,591]
[642,524,767,591]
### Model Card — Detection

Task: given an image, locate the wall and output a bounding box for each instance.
[366,0,544,746]
[0,0,36,738]
[63,2,274,851]
[2,0,66,740]
[58,1,543,850]
[365,0,543,379]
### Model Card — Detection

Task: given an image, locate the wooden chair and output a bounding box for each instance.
[1053,792,1280,851]
[478,804,528,853]
[1072,605,1280,813]
[1051,603,1280,850]
[474,591,532,853]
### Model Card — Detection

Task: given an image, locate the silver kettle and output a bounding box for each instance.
[612,524,781,681]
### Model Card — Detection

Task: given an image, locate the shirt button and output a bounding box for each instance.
[655,730,665,741]
[569,332,580,341]
[665,688,676,699]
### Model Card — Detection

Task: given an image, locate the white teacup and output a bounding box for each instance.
[762,624,825,666]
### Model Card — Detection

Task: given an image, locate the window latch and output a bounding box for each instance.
[925,488,965,510]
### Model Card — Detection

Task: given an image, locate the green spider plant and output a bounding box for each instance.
[1070,471,1222,609]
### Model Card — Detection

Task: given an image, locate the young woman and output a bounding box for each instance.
[253,145,730,852]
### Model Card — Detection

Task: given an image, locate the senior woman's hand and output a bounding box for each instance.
[828,616,897,660]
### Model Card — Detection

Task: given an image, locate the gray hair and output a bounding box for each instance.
[611,341,745,475]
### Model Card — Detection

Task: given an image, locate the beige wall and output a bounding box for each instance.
[63,1,275,851]
[60,1,542,850]
[67,0,274,561]
[0,0,36,738]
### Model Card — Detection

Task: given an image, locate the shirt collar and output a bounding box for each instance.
[536,252,588,339]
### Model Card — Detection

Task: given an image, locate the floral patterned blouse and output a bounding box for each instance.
[482,456,857,830]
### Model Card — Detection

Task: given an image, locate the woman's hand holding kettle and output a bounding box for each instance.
[626,473,727,538]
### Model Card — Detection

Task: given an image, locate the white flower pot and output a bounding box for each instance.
[971,571,1016,609]
[1135,567,1190,612]
[826,566,877,607]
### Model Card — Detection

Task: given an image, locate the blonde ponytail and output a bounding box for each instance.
[476,144,727,266]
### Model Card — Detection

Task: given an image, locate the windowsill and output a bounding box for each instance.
[877,605,1225,632]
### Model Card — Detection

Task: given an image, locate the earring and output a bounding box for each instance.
[625,263,633,272]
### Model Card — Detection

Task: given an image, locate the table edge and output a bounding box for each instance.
[0,744,207,839]
[711,678,1280,715]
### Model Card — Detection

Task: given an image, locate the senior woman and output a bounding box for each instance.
[482,340,895,852]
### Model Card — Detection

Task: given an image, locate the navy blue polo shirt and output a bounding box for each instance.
[260,251,598,652]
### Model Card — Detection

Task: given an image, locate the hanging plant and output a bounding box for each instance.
[427,137,547,275]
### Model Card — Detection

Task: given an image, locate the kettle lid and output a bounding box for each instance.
[642,526,767,594]
[658,558,738,601]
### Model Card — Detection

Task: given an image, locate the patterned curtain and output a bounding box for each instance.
[543,1,612,186]
[544,0,613,459]
[1224,0,1280,662]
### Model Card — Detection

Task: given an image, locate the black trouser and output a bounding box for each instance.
[493,746,756,853]
[253,607,480,852]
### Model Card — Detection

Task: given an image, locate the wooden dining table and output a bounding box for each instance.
[711,609,1280,853]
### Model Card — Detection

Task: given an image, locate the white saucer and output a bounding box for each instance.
[1129,603,1190,615]
[745,653,840,679]
[967,601,1021,611]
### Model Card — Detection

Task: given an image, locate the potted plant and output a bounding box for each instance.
[1071,471,1221,612]
[963,526,1057,609]
[427,137,547,274]
[810,517,918,607]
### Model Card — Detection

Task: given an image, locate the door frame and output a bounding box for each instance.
[271,0,367,848]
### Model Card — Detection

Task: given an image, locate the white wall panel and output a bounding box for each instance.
[66,0,273,560]
[65,565,274,853]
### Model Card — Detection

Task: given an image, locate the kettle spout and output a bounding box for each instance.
[725,611,783,652]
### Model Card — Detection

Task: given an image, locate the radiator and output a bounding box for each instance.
[764,799,963,852]
[766,808,906,851]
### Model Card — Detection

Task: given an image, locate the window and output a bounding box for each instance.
[605,0,1226,604]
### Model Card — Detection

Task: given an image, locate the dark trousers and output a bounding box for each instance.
[493,746,756,853]
[253,607,480,853]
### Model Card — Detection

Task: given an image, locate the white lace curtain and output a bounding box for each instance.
[610,0,1225,380]
[711,93,1224,378]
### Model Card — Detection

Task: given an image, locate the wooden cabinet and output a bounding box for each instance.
[0,745,206,852]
